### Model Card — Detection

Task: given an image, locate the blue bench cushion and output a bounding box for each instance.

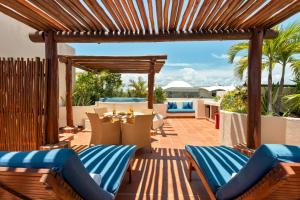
[167,102,177,109]
[0,149,113,200]
[185,145,249,194]
[182,101,193,109]
[216,144,300,200]
[79,145,136,195]
[167,108,195,113]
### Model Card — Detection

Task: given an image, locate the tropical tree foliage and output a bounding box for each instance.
[127,77,148,97]
[154,86,167,103]
[72,71,122,105]
[274,24,300,113]
[227,22,300,116]
[220,87,248,113]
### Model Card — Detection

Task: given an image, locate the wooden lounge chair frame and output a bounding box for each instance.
[185,151,300,200]
[0,159,134,200]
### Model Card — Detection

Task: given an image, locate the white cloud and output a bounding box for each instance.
[156,66,242,87]
[211,53,228,59]
[261,63,294,84]
[211,53,243,64]
[77,61,296,88]
[164,62,193,67]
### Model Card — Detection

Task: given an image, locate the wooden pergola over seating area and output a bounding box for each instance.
[0,0,299,149]
[58,54,167,127]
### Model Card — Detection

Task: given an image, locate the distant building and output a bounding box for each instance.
[162,81,235,98]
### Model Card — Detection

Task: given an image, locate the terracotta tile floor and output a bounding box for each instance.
[71,118,219,200]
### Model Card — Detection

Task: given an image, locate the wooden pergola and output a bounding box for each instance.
[0,0,299,149]
[58,55,167,127]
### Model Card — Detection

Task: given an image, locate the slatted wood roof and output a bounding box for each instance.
[1,0,299,42]
[59,55,167,73]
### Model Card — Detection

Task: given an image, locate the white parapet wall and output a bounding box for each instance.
[95,101,148,112]
[153,104,167,118]
[59,106,96,127]
[220,110,300,146]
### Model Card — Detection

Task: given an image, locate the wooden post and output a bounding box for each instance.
[148,60,155,109]
[247,28,264,149]
[65,58,74,127]
[45,31,59,144]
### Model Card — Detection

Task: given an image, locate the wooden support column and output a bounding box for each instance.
[65,58,74,127]
[148,60,155,109]
[45,31,59,144]
[247,29,264,149]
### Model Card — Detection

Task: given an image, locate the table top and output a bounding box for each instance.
[104,111,144,117]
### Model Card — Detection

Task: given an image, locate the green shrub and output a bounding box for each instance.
[282,94,300,117]
[154,86,167,103]
[220,87,247,113]
[72,71,122,106]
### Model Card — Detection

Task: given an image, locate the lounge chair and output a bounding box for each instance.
[0,145,136,200]
[185,144,300,200]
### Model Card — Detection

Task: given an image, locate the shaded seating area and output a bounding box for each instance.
[0,145,136,200]
[185,144,300,200]
[0,1,299,199]
[87,110,154,151]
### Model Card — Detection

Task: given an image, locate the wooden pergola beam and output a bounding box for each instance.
[247,28,263,149]
[45,31,59,144]
[148,60,155,109]
[29,29,278,43]
[59,55,167,74]
[59,55,168,62]
[65,58,73,127]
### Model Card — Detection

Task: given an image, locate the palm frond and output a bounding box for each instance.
[233,56,248,80]
[227,42,249,63]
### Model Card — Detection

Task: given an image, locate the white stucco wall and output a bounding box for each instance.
[220,110,300,146]
[0,13,75,106]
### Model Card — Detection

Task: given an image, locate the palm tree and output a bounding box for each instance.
[228,38,276,114]
[128,76,148,97]
[227,23,300,114]
[273,24,300,113]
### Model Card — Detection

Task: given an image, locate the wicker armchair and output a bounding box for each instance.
[86,113,121,145]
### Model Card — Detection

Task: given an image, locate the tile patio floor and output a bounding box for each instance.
[71,118,219,200]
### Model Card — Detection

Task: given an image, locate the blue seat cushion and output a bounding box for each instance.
[167,108,195,113]
[167,102,177,109]
[182,101,193,109]
[185,145,249,194]
[0,148,113,200]
[79,145,136,195]
[216,144,300,200]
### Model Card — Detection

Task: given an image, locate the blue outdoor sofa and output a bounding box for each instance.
[185,144,300,200]
[167,101,195,117]
[0,145,136,200]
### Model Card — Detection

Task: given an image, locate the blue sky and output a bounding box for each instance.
[70,13,300,87]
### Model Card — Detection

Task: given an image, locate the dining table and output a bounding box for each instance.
[102,111,144,125]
